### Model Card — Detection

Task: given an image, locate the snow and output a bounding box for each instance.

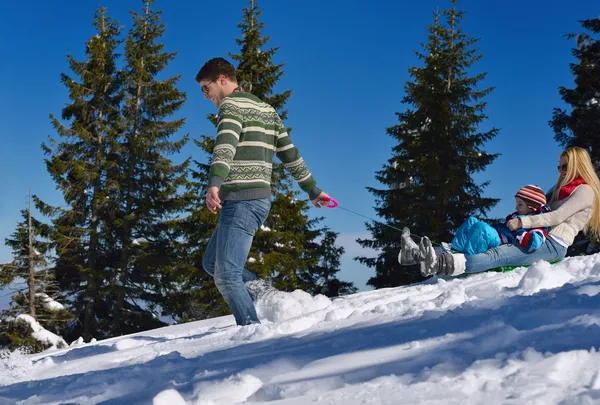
[14,314,67,350]
[36,293,65,311]
[2,254,600,404]
[132,237,149,245]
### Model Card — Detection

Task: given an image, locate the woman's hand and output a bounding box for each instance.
[507,217,522,231]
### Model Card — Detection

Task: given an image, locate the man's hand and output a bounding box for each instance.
[507,218,521,231]
[311,191,331,208]
[206,186,222,214]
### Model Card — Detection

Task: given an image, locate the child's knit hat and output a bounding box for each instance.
[515,185,547,211]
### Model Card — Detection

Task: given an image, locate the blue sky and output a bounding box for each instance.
[0,0,597,292]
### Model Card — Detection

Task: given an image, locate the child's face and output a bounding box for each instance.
[515,197,531,215]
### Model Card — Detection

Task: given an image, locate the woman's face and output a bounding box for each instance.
[558,156,568,178]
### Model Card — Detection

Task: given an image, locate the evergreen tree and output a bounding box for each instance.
[1,206,52,316]
[358,0,499,288]
[180,0,354,320]
[550,17,600,256]
[0,203,72,352]
[551,17,600,165]
[229,0,325,291]
[37,7,124,341]
[38,1,189,339]
[108,0,190,334]
[302,229,357,297]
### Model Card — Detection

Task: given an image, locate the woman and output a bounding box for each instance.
[399,146,600,277]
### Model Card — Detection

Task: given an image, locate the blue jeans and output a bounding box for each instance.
[202,198,271,325]
[464,236,567,274]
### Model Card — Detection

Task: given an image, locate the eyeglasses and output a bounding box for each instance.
[557,164,568,172]
[201,80,214,94]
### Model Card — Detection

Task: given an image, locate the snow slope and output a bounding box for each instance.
[2,254,600,404]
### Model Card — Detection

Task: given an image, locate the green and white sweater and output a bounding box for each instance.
[208,91,321,201]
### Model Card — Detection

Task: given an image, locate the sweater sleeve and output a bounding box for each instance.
[515,228,547,253]
[208,100,243,189]
[520,185,595,229]
[275,125,321,200]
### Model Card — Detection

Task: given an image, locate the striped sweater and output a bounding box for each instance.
[208,92,321,201]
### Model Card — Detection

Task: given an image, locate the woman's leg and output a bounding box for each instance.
[465,237,567,274]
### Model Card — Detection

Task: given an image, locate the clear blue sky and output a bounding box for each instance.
[1,0,597,292]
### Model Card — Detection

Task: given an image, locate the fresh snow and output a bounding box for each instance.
[14,314,67,350]
[36,293,65,311]
[2,254,600,404]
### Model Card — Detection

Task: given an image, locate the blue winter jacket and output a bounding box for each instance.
[450,216,501,256]
[451,206,551,256]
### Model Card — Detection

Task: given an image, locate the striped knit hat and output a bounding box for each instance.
[515,185,546,211]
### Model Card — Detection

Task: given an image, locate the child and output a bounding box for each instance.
[450,185,551,255]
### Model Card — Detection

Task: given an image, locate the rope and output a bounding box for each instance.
[334,204,441,246]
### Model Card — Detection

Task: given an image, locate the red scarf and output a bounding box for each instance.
[558,176,586,200]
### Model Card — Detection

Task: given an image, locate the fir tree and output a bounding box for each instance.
[37,7,124,341]
[0,205,52,316]
[550,17,600,256]
[228,0,326,291]
[302,229,357,297]
[551,17,600,165]
[181,0,353,319]
[358,0,500,288]
[0,201,72,352]
[109,0,191,334]
[179,0,357,320]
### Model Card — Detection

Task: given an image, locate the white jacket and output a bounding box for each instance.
[520,184,594,246]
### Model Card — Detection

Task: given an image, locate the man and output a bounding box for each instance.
[195,57,330,326]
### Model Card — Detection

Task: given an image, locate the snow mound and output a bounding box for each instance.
[16,314,67,350]
[516,261,573,296]
[0,349,32,385]
[153,388,188,405]
[255,289,332,323]
[36,293,65,310]
[192,373,263,405]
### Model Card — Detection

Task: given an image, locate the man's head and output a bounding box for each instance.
[195,57,238,108]
[515,184,546,214]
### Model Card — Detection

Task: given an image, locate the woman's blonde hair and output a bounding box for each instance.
[552,146,600,238]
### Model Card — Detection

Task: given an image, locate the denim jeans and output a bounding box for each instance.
[464,236,567,274]
[202,198,271,325]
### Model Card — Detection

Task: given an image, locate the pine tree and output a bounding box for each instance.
[0,200,72,352]
[40,2,190,338]
[1,205,51,316]
[229,0,326,291]
[358,0,500,288]
[302,229,357,297]
[179,0,354,320]
[550,17,600,256]
[37,7,124,341]
[551,17,600,165]
[109,0,191,334]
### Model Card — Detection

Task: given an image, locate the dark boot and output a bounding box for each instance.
[398,227,422,265]
[419,236,466,277]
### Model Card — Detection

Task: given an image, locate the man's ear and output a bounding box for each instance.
[217,74,227,85]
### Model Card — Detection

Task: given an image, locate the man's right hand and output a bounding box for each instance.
[206,186,222,214]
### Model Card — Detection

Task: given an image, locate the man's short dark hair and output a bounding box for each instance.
[195,57,237,83]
